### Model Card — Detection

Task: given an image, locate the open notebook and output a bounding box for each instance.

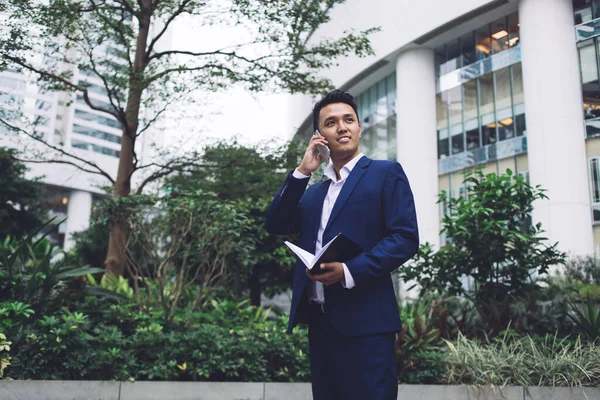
[284,233,363,274]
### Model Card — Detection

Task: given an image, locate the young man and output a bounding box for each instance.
[265,90,419,400]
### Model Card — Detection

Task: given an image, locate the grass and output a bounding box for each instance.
[444,333,600,387]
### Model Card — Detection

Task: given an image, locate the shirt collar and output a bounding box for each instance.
[323,153,364,182]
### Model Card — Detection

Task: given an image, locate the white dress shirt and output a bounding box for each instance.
[292,153,363,304]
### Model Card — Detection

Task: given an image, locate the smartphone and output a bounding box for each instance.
[314,130,330,164]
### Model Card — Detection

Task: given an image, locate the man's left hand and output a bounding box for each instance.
[307,262,344,286]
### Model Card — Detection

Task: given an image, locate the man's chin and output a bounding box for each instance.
[330,147,359,160]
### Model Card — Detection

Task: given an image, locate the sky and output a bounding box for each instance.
[162,13,297,150]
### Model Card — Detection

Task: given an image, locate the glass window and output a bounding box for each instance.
[448,85,463,127]
[387,114,397,161]
[581,41,600,120]
[77,80,108,96]
[491,17,509,54]
[479,73,494,118]
[0,92,20,104]
[386,74,396,116]
[481,73,496,146]
[72,139,120,157]
[497,113,514,141]
[437,92,449,128]
[444,39,461,74]
[465,119,480,150]
[580,41,599,84]
[438,129,449,158]
[508,13,520,48]
[448,86,464,154]
[451,125,464,154]
[74,109,120,129]
[463,80,478,121]
[512,63,524,106]
[495,67,512,115]
[361,126,376,157]
[461,32,476,66]
[376,79,387,123]
[590,157,600,204]
[435,46,446,79]
[482,123,496,146]
[437,92,449,158]
[594,0,600,19]
[72,124,121,144]
[575,3,593,24]
[76,94,112,110]
[35,100,51,111]
[515,108,527,137]
[0,76,24,90]
[463,80,479,149]
[476,25,491,60]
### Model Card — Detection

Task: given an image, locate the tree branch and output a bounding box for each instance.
[145,0,195,60]
[0,118,115,183]
[3,55,121,120]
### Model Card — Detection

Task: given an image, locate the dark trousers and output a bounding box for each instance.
[307,303,398,400]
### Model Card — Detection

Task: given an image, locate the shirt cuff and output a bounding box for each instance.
[341,263,356,289]
[292,169,311,179]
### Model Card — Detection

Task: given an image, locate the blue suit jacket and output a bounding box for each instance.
[265,156,419,337]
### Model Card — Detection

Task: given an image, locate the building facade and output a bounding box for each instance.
[289,0,600,260]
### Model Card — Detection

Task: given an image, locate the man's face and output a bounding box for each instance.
[318,102,361,159]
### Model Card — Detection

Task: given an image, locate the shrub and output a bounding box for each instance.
[0,333,10,378]
[445,333,600,387]
[400,169,565,336]
[4,298,310,382]
[563,256,600,285]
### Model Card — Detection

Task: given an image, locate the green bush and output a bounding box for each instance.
[563,256,600,285]
[0,222,103,312]
[3,297,310,382]
[445,333,600,387]
[0,332,10,378]
[396,298,445,383]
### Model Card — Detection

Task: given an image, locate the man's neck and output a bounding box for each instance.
[331,151,360,180]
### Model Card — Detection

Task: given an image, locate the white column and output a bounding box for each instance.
[64,190,92,251]
[519,0,594,257]
[396,48,440,249]
[396,48,439,300]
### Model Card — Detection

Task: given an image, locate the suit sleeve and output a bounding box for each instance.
[264,170,310,235]
[345,162,419,287]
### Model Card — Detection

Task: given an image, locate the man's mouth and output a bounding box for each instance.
[337,136,351,143]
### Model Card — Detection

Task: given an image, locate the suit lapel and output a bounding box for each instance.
[324,156,371,233]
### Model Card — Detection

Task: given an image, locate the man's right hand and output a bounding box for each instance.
[297,133,329,176]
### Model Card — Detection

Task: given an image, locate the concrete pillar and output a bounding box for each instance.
[63,190,92,251]
[396,48,440,249]
[519,0,594,257]
[396,48,439,299]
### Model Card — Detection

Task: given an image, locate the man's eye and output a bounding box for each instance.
[346,118,354,122]
[326,121,334,126]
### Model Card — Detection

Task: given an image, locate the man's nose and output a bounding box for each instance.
[337,123,348,133]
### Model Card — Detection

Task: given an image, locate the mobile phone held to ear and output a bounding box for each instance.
[314,130,330,164]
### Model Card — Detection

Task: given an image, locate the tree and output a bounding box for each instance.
[0,147,46,239]
[166,139,300,306]
[399,169,566,334]
[1,0,378,277]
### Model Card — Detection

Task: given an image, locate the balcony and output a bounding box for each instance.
[438,135,527,175]
[576,18,600,43]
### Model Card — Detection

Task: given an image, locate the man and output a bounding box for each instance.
[265,90,419,400]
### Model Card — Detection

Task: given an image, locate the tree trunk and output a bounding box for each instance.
[249,266,261,306]
[104,4,152,277]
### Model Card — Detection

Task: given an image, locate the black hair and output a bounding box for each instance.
[312,89,360,132]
